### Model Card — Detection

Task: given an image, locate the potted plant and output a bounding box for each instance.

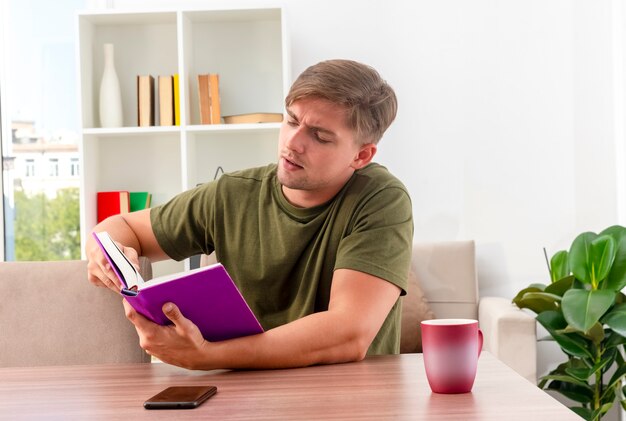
[513,225,626,421]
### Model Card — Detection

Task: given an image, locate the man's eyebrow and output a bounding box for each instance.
[311,125,336,137]
[286,107,337,137]
[286,108,298,121]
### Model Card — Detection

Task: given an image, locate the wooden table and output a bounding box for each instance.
[0,352,577,420]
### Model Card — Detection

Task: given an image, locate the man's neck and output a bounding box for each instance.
[280,185,339,208]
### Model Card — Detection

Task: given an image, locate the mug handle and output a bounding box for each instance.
[477,328,484,356]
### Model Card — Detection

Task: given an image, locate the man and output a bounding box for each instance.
[87,59,413,370]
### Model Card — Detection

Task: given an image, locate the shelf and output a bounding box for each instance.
[78,10,177,26]
[76,7,289,273]
[83,126,181,138]
[186,122,282,134]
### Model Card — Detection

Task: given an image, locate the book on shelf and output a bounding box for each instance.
[223,112,283,124]
[129,192,152,212]
[209,73,221,124]
[173,74,181,126]
[92,231,264,342]
[137,75,155,127]
[197,74,211,125]
[97,191,130,223]
[158,76,174,126]
[198,73,221,124]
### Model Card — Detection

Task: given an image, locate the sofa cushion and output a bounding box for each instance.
[0,260,150,367]
[400,270,435,353]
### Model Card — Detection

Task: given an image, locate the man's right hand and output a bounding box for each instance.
[84,209,168,293]
[87,235,140,293]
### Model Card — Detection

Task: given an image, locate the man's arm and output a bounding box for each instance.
[124,268,401,369]
[86,209,169,292]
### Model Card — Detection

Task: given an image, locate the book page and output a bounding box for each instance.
[93,231,144,289]
[140,263,222,290]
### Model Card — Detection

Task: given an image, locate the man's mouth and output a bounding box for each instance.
[282,156,303,169]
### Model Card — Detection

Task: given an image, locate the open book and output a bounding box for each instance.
[92,231,264,342]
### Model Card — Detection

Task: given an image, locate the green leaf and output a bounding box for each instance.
[570,406,593,421]
[562,289,615,332]
[550,250,570,282]
[585,322,604,343]
[515,291,560,313]
[617,348,626,367]
[589,235,616,284]
[565,367,592,381]
[568,355,611,382]
[536,314,593,358]
[604,331,626,349]
[600,402,614,415]
[541,374,590,388]
[545,275,575,297]
[536,310,567,331]
[512,286,543,307]
[518,292,561,314]
[607,362,626,392]
[602,387,617,407]
[569,232,598,284]
[546,379,593,404]
[602,303,626,337]
[600,225,626,290]
[522,291,562,304]
[552,332,593,359]
[537,335,556,342]
[541,362,578,388]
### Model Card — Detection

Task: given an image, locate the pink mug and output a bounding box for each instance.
[420,319,483,394]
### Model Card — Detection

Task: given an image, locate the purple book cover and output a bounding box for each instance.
[92,232,264,342]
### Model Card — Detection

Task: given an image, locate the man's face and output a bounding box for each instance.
[277,97,375,208]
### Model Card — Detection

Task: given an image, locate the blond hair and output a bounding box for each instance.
[285,59,397,145]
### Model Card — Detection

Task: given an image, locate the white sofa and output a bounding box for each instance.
[409,241,537,383]
[0,259,152,367]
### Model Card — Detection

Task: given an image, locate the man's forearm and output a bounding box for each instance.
[87,214,142,253]
[194,309,370,370]
[131,269,401,371]
[87,209,168,262]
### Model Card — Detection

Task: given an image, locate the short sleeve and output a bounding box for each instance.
[150,182,216,261]
[334,186,413,295]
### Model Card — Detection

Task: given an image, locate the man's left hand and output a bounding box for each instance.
[123,299,209,369]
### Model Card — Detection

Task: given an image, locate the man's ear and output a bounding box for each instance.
[351,143,377,170]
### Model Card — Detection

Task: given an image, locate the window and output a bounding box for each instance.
[25,159,35,177]
[1,0,87,261]
[70,158,79,177]
[48,158,59,177]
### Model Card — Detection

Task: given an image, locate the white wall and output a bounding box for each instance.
[107,0,624,297]
[107,0,624,413]
[296,0,622,298]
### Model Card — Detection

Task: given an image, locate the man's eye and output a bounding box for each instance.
[287,119,298,127]
[313,131,330,143]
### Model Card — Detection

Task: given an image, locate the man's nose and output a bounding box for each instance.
[285,126,306,153]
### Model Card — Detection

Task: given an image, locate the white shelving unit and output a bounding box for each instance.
[76,7,290,276]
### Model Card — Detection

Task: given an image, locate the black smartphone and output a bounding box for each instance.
[144,386,217,409]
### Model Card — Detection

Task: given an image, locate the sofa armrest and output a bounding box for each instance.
[478,296,537,384]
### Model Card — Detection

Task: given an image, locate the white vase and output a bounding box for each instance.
[99,43,123,128]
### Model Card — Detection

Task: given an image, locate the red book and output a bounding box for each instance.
[97,191,130,223]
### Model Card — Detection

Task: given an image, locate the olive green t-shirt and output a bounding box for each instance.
[151,163,413,354]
